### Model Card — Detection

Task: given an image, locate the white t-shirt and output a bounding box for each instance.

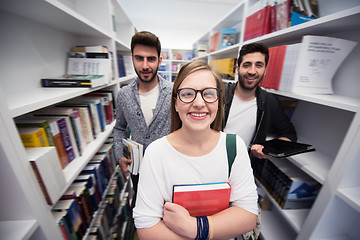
[133,132,258,229]
[139,83,160,126]
[224,96,257,148]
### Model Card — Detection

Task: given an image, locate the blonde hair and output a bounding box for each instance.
[170,60,225,132]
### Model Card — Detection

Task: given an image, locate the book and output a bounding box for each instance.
[41,74,106,88]
[15,118,55,146]
[67,54,111,84]
[71,45,108,53]
[260,45,287,90]
[92,154,112,182]
[122,138,143,175]
[97,143,117,175]
[276,0,291,31]
[68,97,103,136]
[244,5,271,41]
[56,104,95,144]
[117,53,126,77]
[53,199,84,239]
[18,127,50,148]
[88,159,108,195]
[26,147,66,205]
[219,28,237,49]
[210,31,221,52]
[289,35,357,94]
[68,182,94,225]
[61,184,92,228]
[38,117,70,168]
[258,158,321,209]
[36,107,86,155]
[81,95,108,128]
[262,139,315,158]
[52,211,72,240]
[290,11,316,26]
[74,174,100,212]
[82,165,104,199]
[278,43,302,92]
[172,182,231,217]
[33,115,79,161]
[210,58,236,80]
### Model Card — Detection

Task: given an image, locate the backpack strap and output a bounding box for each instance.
[226,134,237,177]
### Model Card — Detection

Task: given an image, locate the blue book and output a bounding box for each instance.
[82,165,104,200]
[290,11,316,27]
[88,160,108,195]
[219,28,237,49]
[75,174,99,211]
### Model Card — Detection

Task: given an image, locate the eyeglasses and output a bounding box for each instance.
[176,88,221,103]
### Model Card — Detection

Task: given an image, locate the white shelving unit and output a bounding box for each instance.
[192,0,360,239]
[159,48,192,81]
[0,0,136,239]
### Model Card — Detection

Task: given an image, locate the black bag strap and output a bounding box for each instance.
[226,134,237,177]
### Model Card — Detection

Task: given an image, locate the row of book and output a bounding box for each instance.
[210,28,237,53]
[252,157,321,209]
[260,35,357,94]
[159,62,187,73]
[17,90,115,169]
[244,0,319,41]
[41,45,113,88]
[117,53,135,78]
[210,58,237,81]
[51,140,131,240]
[41,45,137,88]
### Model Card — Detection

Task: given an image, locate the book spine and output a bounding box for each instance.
[57,118,76,162]
[41,79,91,88]
[79,108,94,143]
[30,161,53,205]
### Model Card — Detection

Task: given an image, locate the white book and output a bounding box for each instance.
[290,35,357,94]
[279,43,302,92]
[26,147,66,205]
[67,57,111,84]
[122,138,142,175]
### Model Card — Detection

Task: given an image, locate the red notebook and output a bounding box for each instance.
[172,182,231,217]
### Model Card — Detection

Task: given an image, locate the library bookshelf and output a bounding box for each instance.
[159,48,192,81]
[192,0,360,239]
[0,0,136,239]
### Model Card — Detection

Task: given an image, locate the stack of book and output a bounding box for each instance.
[16,90,115,169]
[259,35,357,94]
[41,45,114,88]
[53,154,127,240]
[244,0,320,41]
[210,28,237,52]
[253,157,321,209]
[193,43,208,57]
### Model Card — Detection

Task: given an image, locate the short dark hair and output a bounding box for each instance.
[237,43,269,66]
[131,31,161,57]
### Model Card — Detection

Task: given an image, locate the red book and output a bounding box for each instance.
[271,44,287,90]
[172,182,231,217]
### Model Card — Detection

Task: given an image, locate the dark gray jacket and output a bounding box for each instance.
[113,75,172,161]
[223,82,297,148]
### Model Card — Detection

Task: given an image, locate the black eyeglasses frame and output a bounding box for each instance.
[176,88,222,103]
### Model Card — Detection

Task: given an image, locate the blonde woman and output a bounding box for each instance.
[133,60,258,239]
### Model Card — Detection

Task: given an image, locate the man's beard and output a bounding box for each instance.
[136,66,159,84]
[238,73,265,91]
